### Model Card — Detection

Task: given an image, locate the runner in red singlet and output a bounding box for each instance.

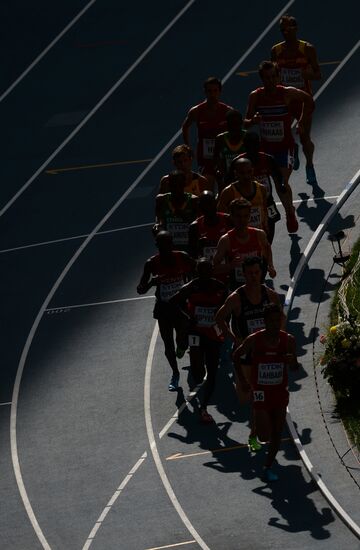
[233,303,298,481]
[271,14,321,184]
[182,77,233,188]
[137,231,195,391]
[213,198,276,291]
[188,190,231,262]
[170,258,227,423]
[245,61,314,233]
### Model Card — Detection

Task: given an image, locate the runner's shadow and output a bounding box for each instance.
[297,192,355,234]
[253,464,335,539]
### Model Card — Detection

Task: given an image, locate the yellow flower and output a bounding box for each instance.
[341,338,351,349]
[330,325,338,334]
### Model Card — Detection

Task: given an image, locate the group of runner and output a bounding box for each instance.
[137,15,318,481]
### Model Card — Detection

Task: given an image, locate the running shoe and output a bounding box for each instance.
[200,409,214,424]
[306,165,318,185]
[175,346,186,359]
[293,143,300,171]
[168,373,180,391]
[263,468,279,482]
[248,435,262,452]
[286,208,299,233]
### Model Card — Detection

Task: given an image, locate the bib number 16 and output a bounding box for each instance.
[253,391,264,402]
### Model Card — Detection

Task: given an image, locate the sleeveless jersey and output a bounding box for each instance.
[196,101,230,164]
[195,212,230,260]
[250,330,289,409]
[184,172,206,196]
[231,285,270,339]
[186,279,226,341]
[237,152,280,222]
[227,227,263,284]
[254,86,294,153]
[150,251,192,303]
[161,193,196,247]
[221,183,266,230]
[273,40,312,94]
[217,130,247,174]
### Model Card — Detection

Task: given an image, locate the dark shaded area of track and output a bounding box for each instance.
[1,1,360,549]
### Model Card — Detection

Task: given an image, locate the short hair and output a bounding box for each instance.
[263,302,281,318]
[204,76,222,91]
[226,109,242,123]
[242,255,263,271]
[259,60,279,78]
[172,144,193,160]
[280,14,297,27]
[229,197,251,215]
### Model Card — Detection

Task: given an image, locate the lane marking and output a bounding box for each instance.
[145,541,196,550]
[236,60,341,76]
[0,0,196,219]
[144,324,211,550]
[0,0,97,103]
[45,158,152,175]
[45,295,155,312]
[81,452,147,550]
[0,195,339,257]
[0,402,12,407]
[0,221,153,255]
[166,438,293,461]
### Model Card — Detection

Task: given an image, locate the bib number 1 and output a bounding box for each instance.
[189,334,200,347]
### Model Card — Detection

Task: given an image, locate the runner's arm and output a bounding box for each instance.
[284,87,314,131]
[217,186,231,213]
[137,259,155,294]
[304,43,322,80]
[188,221,199,259]
[182,107,197,145]
[258,229,276,278]
[244,91,261,128]
[215,293,242,346]
[268,154,286,194]
[267,288,286,329]
[233,335,254,387]
[259,183,269,233]
[213,234,231,274]
[159,175,169,194]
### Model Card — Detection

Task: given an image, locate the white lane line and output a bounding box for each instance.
[81,452,148,550]
[0,0,196,219]
[275,194,339,207]
[45,295,155,312]
[0,0,97,103]
[0,222,153,255]
[0,402,12,407]
[144,324,210,550]
[284,169,360,539]
[145,541,196,550]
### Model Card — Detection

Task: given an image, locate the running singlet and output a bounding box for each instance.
[161,193,196,247]
[250,330,289,409]
[186,279,226,341]
[254,86,294,153]
[184,173,207,196]
[237,152,280,222]
[150,251,192,303]
[231,285,270,339]
[196,101,230,165]
[195,212,230,260]
[218,183,266,229]
[227,227,263,284]
[217,130,247,173]
[273,40,312,94]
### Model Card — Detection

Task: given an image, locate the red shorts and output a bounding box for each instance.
[252,388,289,410]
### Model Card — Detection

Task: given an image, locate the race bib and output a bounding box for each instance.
[257,362,284,385]
[280,67,305,89]
[267,203,279,220]
[159,279,183,302]
[203,246,217,260]
[167,222,189,245]
[189,334,200,347]
[253,390,265,402]
[260,121,284,142]
[203,138,215,159]
[247,317,265,334]
[194,306,217,327]
[249,206,262,228]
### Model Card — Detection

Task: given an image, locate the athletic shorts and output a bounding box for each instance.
[252,388,289,410]
[271,148,295,169]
